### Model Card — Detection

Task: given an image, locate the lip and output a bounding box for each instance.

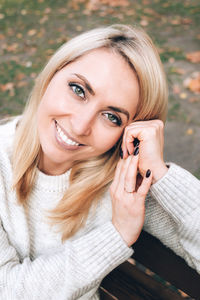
[54,120,85,150]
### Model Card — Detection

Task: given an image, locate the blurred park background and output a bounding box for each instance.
[0,0,200,176]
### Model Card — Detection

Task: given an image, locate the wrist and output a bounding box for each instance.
[152,163,168,184]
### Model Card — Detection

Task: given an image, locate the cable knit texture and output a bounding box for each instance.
[0,118,200,299]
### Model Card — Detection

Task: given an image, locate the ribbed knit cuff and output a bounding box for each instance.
[150,163,200,224]
[72,221,133,279]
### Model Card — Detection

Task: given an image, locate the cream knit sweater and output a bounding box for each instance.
[0,118,199,300]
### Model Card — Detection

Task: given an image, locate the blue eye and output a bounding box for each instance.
[69,83,85,99]
[104,113,122,126]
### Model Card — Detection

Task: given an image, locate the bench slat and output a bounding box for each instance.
[133,231,200,299]
[101,261,184,300]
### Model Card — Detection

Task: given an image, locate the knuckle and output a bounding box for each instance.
[148,127,157,137]
[125,177,133,188]
[138,188,148,198]
[155,119,164,129]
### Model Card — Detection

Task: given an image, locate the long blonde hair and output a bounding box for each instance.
[12,24,168,240]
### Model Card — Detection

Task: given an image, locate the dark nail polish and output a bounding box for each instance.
[146,169,151,178]
[119,147,123,159]
[134,146,139,156]
[133,138,140,147]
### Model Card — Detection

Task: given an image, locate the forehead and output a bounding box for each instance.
[58,48,140,119]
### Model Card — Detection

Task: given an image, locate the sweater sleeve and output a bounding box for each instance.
[149,162,200,273]
[0,218,132,300]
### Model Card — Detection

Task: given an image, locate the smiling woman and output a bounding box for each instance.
[0,24,199,300]
[36,48,139,175]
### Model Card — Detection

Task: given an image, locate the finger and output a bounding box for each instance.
[111,155,132,193]
[123,129,142,158]
[110,159,123,193]
[124,150,139,193]
[122,130,138,158]
[137,169,152,201]
[116,155,133,195]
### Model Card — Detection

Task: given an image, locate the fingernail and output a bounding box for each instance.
[146,169,151,178]
[134,146,139,156]
[119,147,123,159]
[133,138,140,147]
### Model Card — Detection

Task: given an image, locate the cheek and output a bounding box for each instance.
[95,129,123,152]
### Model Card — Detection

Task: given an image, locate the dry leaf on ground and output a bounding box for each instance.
[184,72,200,94]
[186,51,200,63]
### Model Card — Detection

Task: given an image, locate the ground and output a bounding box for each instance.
[0,0,200,176]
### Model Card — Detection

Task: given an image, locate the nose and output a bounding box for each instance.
[70,109,95,137]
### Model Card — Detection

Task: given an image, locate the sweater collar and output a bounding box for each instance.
[34,168,71,192]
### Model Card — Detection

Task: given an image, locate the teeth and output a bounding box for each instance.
[56,123,79,146]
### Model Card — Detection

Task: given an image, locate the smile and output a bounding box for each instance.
[55,120,83,147]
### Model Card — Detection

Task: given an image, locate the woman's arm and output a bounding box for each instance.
[121,120,200,273]
[149,163,200,273]
[0,217,132,299]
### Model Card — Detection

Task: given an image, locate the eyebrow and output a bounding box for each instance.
[108,106,130,121]
[72,73,95,96]
[72,73,130,120]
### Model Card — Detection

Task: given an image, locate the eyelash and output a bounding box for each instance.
[103,113,122,126]
[69,82,85,99]
[69,82,122,126]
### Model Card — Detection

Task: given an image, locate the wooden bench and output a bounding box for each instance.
[100,231,200,300]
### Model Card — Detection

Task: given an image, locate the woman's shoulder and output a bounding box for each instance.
[0,116,21,165]
[0,116,20,146]
[0,116,20,136]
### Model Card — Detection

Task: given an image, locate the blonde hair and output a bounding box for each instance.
[13,24,168,240]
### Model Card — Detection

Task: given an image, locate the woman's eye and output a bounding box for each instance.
[104,113,122,126]
[69,83,85,99]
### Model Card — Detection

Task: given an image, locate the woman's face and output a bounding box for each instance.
[36,48,139,175]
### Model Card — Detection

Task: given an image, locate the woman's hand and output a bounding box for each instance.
[121,120,168,184]
[110,153,152,247]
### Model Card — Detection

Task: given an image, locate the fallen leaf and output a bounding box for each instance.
[182,18,192,25]
[6,43,18,52]
[76,25,83,31]
[142,0,150,5]
[170,18,181,25]
[140,19,149,26]
[44,7,51,14]
[125,9,135,16]
[184,72,200,94]
[188,77,200,93]
[39,15,48,24]
[0,83,15,96]
[25,61,32,67]
[15,73,26,81]
[172,84,181,94]
[27,29,37,36]
[186,128,193,135]
[86,0,129,11]
[0,34,5,40]
[173,68,186,75]
[21,9,27,15]
[17,33,22,39]
[58,8,68,14]
[180,93,187,99]
[186,51,200,63]
[17,81,27,88]
[0,83,14,92]
[168,57,175,63]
